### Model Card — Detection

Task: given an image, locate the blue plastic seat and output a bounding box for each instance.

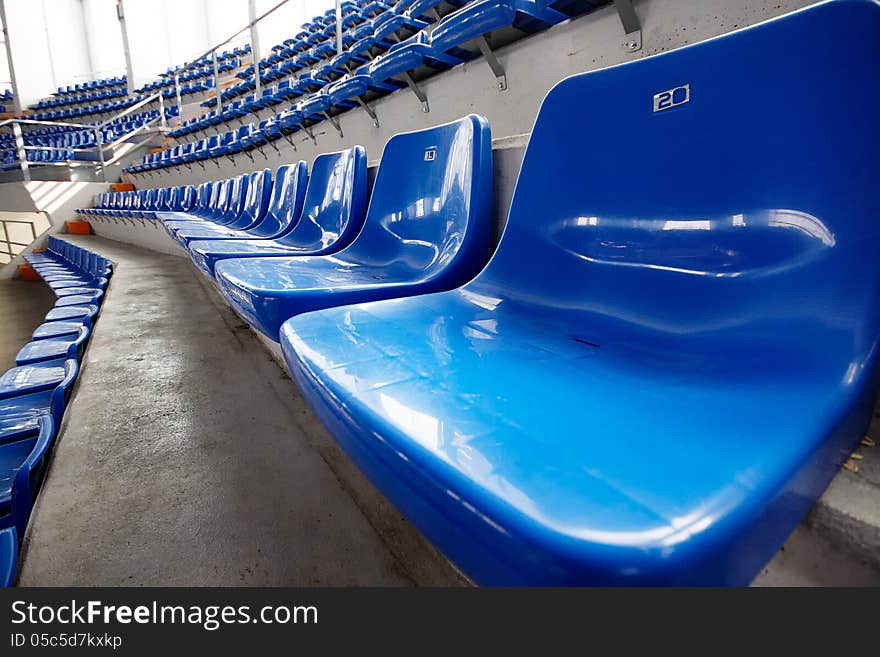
[0,526,16,587]
[43,304,98,324]
[0,360,77,439]
[278,0,880,585]
[162,180,235,235]
[53,290,103,309]
[170,175,252,244]
[188,147,365,277]
[429,0,568,58]
[16,327,89,366]
[0,362,67,399]
[0,415,55,548]
[217,115,492,339]
[174,170,271,245]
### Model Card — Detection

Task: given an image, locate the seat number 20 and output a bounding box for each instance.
[653,84,690,113]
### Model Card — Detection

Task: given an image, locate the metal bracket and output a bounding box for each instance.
[402,72,429,113]
[614,0,642,52]
[301,125,318,145]
[283,135,298,151]
[268,140,281,153]
[322,112,344,138]
[258,146,269,160]
[356,97,379,128]
[476,36,507,91]
[243,150,255,162]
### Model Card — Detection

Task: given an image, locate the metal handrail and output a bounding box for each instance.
[159,0,299,113]
[0,216,39,261]
[0,91,167,181]
[162,0,291,81]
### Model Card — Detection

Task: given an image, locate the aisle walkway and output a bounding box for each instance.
[17,235,464,586]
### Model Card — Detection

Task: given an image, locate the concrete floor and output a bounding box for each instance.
[0,278,55,372]
[16,235,465,586]
[10,234,880,586]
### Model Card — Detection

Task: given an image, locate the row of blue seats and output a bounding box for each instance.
[1,237,112,586]
[135,54,242,95]
[134,0,590,172]
[135,46,250,95]
[31,86,128,111]
[1,149,74,171]
[213,0,432,106]
[0,90,13,103]
[0,108,178,171]
[161,77,215,102]
[183,0,466,128]
[29,95,145,123]
[1,108,174,152]
[95,113,492,340]
[99,1,880,584]
[53,76,126,97]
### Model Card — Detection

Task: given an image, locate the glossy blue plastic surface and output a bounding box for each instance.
[0,415,55,542]
[0,526,16,587]
[188,146,367,277]
[279,1,880,585]
[172,174,252,243]
[187,162,309,275]
[0,360,76,437]
[0,362,67,398]
[16,327,88,366]
[175,170,271,244]
[44,304,97,323]
[430,0,567,54]
[217,114,493,339]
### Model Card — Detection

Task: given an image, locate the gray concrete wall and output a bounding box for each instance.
[0,180,107,277]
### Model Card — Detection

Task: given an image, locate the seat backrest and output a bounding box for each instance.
[472,0,880,366]
[249,161,308,239]
[179,185,196,212]
[227,168,272,230]
[156,187,170,211]
[338,114,493,284]
[201,181,222,218]
[217,174,249,224]
[278,146,367,252]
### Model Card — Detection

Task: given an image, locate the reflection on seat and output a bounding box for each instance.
[278,1,880,584]
[215,114,493,339]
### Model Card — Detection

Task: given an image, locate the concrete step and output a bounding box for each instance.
[803,404,880,572]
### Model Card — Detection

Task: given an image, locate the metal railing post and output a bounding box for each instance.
[212,48,223,114]
[248,0,262,99]
[12,121,29,182]
[174,73,183,113]
[1,220,9,261]
[335,0,343,55]
[94,126,107,182]
[158,87,167,129]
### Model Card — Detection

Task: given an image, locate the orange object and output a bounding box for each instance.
[149,147,164,154]
[31,247,46,253]
[18,264,41,281]
[110,182,135,192]
[66,220,92,235]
